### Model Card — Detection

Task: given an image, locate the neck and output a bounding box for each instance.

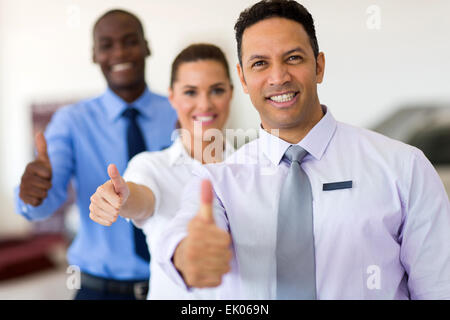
[110,82,147,103]
[181,132,225,164]
[265,103,324,144]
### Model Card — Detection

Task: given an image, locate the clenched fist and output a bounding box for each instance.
[173,180,233,288]
[89,164,130,226]
[19,132,52,206]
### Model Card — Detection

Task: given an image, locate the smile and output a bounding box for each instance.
[268,92,298,103]
[110,62,134,72]
[193,114,217,124]
[266,91,299,108]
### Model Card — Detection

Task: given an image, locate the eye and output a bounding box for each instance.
[184,90,196,97]
[287,55,303,63]
[124,38,139,47]
[98,42,112,51]
[211,87,225,95]
[251,60,267,69]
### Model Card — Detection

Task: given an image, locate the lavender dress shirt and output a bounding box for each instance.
[155,106,450,299]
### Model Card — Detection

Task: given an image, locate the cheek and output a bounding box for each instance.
[215,96,231,112]
[174,100,195,122]
[213,96,232,119]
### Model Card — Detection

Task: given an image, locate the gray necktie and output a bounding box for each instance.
[276,145,317,299]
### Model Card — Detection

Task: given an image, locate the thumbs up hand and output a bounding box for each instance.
[19,132,53,206]
[89,164,130,226]
[173,180,233,288]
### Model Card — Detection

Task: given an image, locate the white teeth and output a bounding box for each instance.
[111,62,133,72]
[270,93,295,103]
[194,116,214,122]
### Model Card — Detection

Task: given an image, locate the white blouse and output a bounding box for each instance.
[124,136,235,299]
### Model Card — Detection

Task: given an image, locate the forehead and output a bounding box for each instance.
[241,17,313,60]
[175,60,228,85]
[94,13,142,39]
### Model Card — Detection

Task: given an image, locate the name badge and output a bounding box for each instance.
[323,180,353,191]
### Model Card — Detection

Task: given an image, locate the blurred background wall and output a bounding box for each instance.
[0,0,449,236]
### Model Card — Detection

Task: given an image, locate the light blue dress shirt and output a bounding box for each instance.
[14,87,177,280]
[156,105,450,299]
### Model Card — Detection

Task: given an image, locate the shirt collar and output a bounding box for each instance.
[259,105,337,166]
[168,135,236,167]
[101,86,157,122]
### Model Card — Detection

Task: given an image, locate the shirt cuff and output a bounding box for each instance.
[156,230,191,292]
[14,187,33,220]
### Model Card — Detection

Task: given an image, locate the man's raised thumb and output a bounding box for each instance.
[35,132,49,163]
[107,164,127,195]
[198,179,214,223]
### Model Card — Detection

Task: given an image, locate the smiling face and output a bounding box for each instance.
[169,60,232,139]
[93,12,150,93]
[237,17,325,141]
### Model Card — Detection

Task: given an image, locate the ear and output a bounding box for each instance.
[316,52,325,84]
[236,63,249,94]
[92,46,97,64]
[145,40,151,57]
[168,87,176,109]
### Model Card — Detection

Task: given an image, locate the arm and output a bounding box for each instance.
[89,164,156,226]
[15,108,74,220]
[399,148,450,299]
[154,175,232,289]
[122,182,155,221]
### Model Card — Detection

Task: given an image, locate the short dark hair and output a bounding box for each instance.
[93,9,145,38]
[234,0,319,65]
[170,43,231,88]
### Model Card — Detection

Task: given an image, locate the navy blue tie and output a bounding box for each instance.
[122,107,151,262]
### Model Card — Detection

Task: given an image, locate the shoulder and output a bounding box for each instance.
[224,139,261,164]
[335,121,418,158]
[147,90,177,120]
[192,139,261,183]
[50,95,104,122]
[129,146,172,169]
[148,90,169,102]
[148,91,172,109]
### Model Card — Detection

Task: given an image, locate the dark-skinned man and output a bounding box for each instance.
[14,9,177,300]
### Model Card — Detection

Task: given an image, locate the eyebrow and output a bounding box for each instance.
[246,47,308,64]
[181,82,226,89]
[284,47,307,56]
[182,85,197,89]
[210,82,226,87]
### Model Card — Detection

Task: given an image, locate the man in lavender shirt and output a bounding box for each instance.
[155,0,450,299]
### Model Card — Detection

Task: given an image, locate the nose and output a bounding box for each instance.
[268,62,291,87]
[111,43,127,60]
[197,92,213,112]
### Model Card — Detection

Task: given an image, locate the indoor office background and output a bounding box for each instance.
[0,0,449,299]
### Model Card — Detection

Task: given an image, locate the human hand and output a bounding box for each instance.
[19,132,52,206]
[173,180,232,288]
[89,164,130,226]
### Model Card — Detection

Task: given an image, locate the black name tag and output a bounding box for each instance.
[323,180,353,191]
